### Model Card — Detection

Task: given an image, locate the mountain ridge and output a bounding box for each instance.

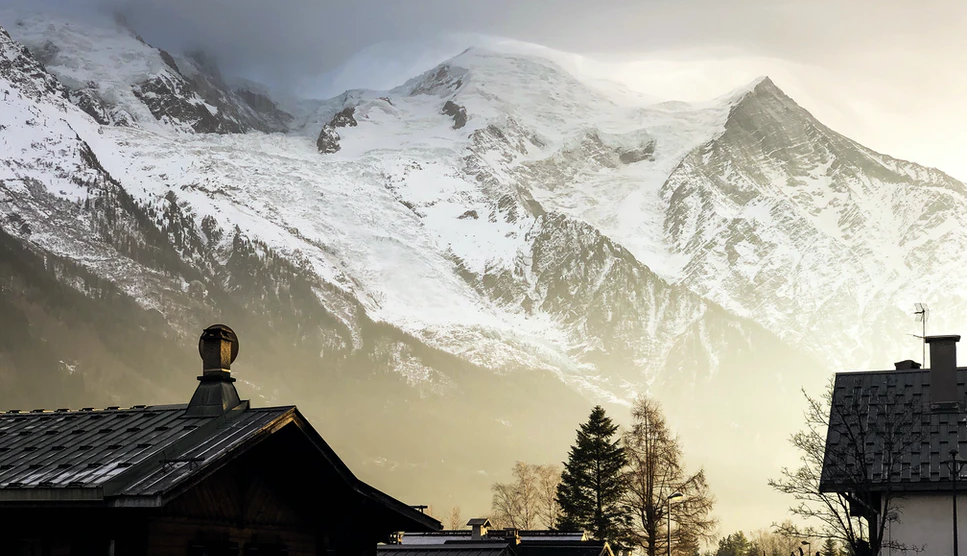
[2,13,963,532]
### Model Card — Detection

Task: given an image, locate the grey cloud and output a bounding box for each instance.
[6,0,967,178]
[12,0,966,92]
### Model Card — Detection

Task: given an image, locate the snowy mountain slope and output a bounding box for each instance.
[3,13,291,134]
[661,78,967,367]
[369,46,967,370]
[0,24,157,294]
[0,25,603,518]
[0,14,817,403]
[0,18,853,530]
[370,47,750,278]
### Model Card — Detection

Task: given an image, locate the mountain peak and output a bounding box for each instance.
[721,75,804,119]
[723,75,783,103]
[748,76,784,97]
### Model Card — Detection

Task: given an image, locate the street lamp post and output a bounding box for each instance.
[666,492,683,556]
[945,449,967,556]
[800,540,811,556]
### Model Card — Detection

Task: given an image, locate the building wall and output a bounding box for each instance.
[147,518,317,556]
[885,493,967,555]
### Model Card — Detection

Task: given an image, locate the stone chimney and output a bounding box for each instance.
[186,324,242,417]
[926,335,960,410]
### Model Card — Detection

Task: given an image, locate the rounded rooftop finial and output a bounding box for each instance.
[198,324,239,372]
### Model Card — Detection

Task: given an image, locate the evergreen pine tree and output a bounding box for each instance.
[714,532,751,556]
[555,405,627,545]
[820,539,838,556]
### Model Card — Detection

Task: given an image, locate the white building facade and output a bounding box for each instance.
[883,494,967,555]
[820,335,967,556]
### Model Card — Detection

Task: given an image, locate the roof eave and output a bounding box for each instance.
[288,407,443,532]
[0,486,104,504]
[821,481,967,493]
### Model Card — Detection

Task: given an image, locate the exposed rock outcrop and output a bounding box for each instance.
[158,49,181,74]
[618,141,656,164]
[133,73,230,133]
[407,64,466,96]
[316,107,357,153]
[442,100,467,129]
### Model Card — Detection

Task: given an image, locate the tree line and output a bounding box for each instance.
[488,396,717,555]
[471,390,861,556]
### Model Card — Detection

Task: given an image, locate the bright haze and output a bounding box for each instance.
[9,0,967,539]
[35,0,967,182]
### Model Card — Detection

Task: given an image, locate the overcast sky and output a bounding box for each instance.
[11,0,967,178]
[32,0,950,181]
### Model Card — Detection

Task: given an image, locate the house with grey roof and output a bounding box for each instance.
[820,335,967,555]
[0,324,441,555]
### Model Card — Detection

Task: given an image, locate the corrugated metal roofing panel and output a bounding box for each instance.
[0,404,291,498]
[0,399,440,532]
[0,406,209,489]
[118,406,291,496]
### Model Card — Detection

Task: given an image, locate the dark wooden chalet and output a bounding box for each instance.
[0,324,441,555]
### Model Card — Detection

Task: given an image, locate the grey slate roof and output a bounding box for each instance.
[819,368,967,493]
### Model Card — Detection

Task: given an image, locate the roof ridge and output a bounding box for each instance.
[0,404,189,415]
[836,367,967,376]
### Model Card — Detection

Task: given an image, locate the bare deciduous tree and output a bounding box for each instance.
[492,461,563,529]
[768,379,924,555]
[748,524,805,556]
[623,396,716,556]
[447,507,463,530]
[536,463,563,529]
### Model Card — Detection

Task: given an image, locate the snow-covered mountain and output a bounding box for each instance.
[2,11,962,528]
[6,13,291,133]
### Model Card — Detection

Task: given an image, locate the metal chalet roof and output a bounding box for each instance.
[820,367,967,492]
[0,322,441,532]
[0,398,440,532]
[0,401,290,502]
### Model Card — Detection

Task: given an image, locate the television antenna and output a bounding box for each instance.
[913,303,929,366]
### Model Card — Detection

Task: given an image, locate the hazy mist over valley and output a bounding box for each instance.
[1,0,965,547]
